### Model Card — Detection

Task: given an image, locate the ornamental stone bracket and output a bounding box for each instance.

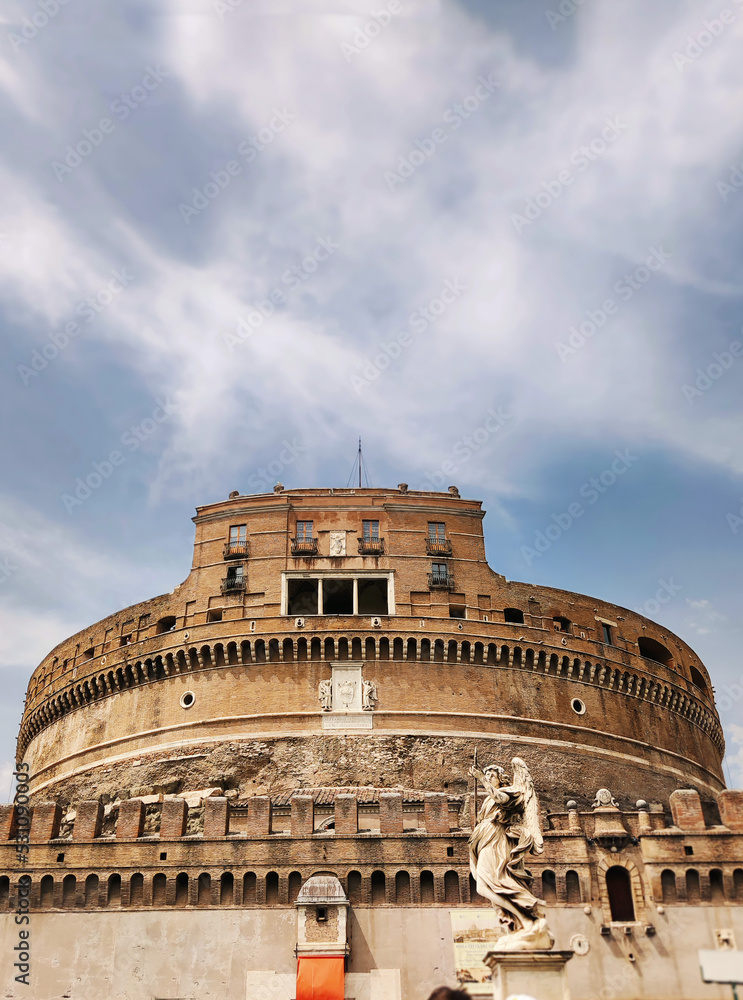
[320,663,376,730]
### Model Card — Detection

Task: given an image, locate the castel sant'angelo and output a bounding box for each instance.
[2,484,742,999]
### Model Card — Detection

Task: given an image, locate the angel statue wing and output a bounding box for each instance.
[511,757,543,854]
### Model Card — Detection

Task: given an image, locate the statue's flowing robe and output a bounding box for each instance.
[468,785,543,930]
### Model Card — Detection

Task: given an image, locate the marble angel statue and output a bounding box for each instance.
[468,757,554,951]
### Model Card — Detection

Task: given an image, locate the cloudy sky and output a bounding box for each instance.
[1,0,743,797]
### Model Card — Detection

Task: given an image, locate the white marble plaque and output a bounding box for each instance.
[333,664,362,712]
[322,713,373,730]
[329,530,346,556]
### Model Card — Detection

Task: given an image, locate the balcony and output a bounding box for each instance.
[291,537,318,556]
[223,540,249,559]
[428,572,455,590]
[221,575,246,594]
[426,538,452,556]
[357,537,385,555]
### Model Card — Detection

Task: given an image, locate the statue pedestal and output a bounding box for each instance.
[483,949,574,1000]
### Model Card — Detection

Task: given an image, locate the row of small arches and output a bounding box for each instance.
[22,635,722,754]
[1,869,470,909]
[660,867,743,903]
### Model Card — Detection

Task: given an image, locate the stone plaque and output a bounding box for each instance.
[329,531,346,556]
[322,713,372,730]
[332,664,362,712]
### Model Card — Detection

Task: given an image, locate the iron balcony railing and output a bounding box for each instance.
[428,572,455,590]
[221,575,246,594]
[223,540,249,559]
[425,538,452,556]
[357,537,385,555]
[291,537,318,556]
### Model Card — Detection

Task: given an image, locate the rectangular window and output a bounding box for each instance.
[323,579,354,615]
[362,519,379,541]
[229,524,247,543]
[602,623,613,645]
[227,565,244,582]
[296,520,314,540]
[358,578,388,615]
[288,579,319,615]
[431,562,448,580]
[428,522,446,540]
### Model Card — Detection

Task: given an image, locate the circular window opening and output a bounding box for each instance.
[180,691,195,709]
[571,698,586,715]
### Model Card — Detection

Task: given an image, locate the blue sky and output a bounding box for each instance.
[1,0,743,797]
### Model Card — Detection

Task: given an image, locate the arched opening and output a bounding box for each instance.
[288,872,302,903]
[174,872,188,907]
[420,870,435,904]
[85,874,99,908]
[420,639,431,661]
[371,870,386,904]
[107,874,122,908]
[406,638,417,661]
[268,639,280,662]
[40,875,54,908]
[734,869,743,900]
[504,608,524,624]
[283,638,294,662]
[310,638,321,661]
[62,874,76,908]
[352,637,363,660]
[690,666,708,696]
[460,642,471,664]
[130,873,144,906]
[0,876,8,909]
[365,637,376,660]
[379,638,389,660]
[606,866,635,921]
[486,643,497,665]
[393,638,404,660]
[220,872,234,906]
[337,637,349,661]
[395,871,411,904]
[541,870,556,904]
[197,873,211,906]
[243,872,257,905]
[152,873,166,906]
[637,636,673,668]
[661,869,677,903]
[297,638,308,661]
[324,638,335,661]
[347,871,362,905]
[266,871,279,905]
[469,874,488,905]
[473,642,484,664]
[433,639,445,662]
[686,869,701,903]
[444,870,460,904]
[710,869,725,903]
[565,870,581,904]
[447,640,457,663]
[255,640,266,662]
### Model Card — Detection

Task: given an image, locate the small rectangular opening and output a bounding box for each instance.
[207,609,223,623]
[602,623,613,645]
[449,606,466,619]
[684,845,693,856]
[160,851,167,860]
[56,852,65,862]
[120,634,132,647]
[316,906,327,922]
